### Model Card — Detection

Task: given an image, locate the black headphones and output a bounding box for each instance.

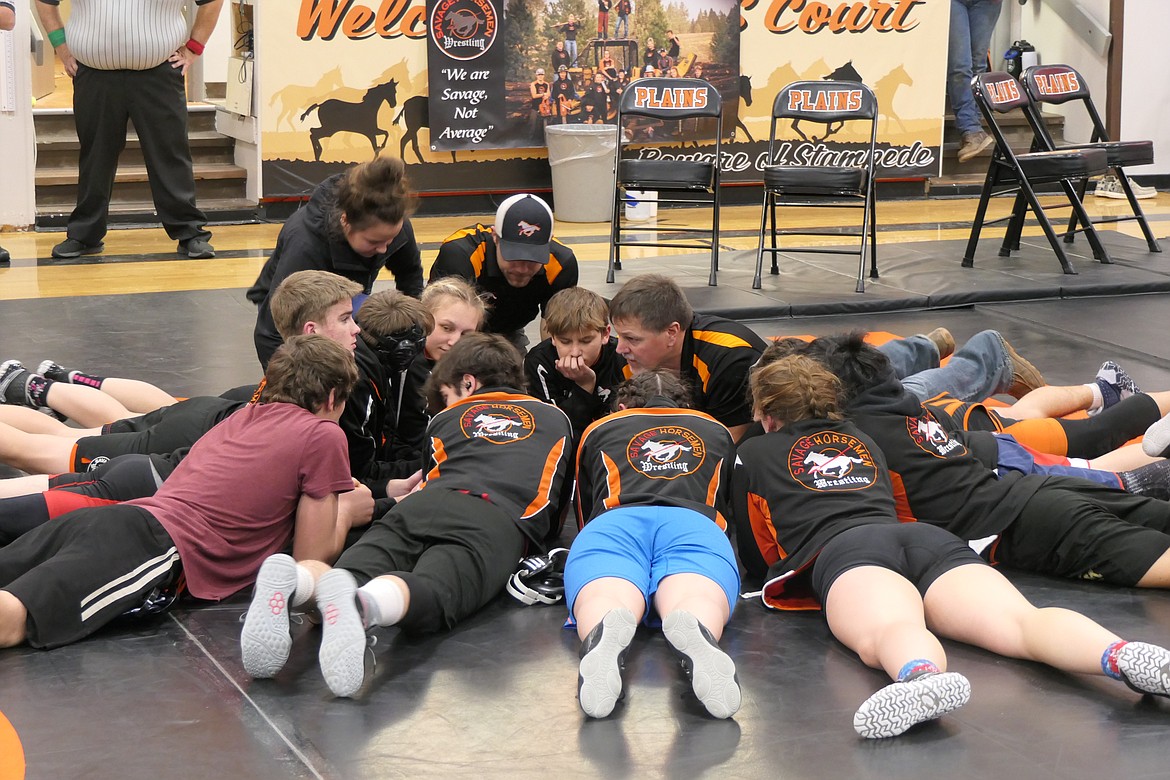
[506,548,570,605]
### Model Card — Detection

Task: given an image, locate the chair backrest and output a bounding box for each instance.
[1020,64,1109,143]
[771,80,878,123]
[617,77,722,121]
[972,71,1031,114]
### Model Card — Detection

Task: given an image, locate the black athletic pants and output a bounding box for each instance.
[69,62,210,245]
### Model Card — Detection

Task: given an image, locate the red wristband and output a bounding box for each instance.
[185,38,205,56]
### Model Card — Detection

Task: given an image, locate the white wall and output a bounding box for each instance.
[1120,1,1169,176]
[0,11,37,229]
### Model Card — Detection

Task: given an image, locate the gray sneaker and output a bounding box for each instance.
[51,238,104,259]
[853,672,971,738]
[179,237,215,259]
[240,553,298,679]
[662,609,741,719]
[1116,641,1170,698]
[957,130,994,163]
[578,607,638,718]
[316,569,370,698]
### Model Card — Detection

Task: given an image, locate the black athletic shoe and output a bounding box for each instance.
[578,607,637,718]
[0,246,10,265]
[179,238,215,259]
[661,610,741,718]
[37,360,73,383]
[0,360,31,406]
[51,238,104,259]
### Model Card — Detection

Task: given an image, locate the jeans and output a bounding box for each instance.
[883,330,1012,403]
[615,14,628,38]
[948,0,1003,135]
[565,40,578,67]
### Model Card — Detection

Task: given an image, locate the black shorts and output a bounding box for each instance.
[994,478,1170,585]
[0,504,180,648]
[74,397,239,470]
[335,488,525,634]
[811,522,986,601]
[48,452,177,500]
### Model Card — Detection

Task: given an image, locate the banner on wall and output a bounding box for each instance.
[426,0,508,150]
[731,0,949,180]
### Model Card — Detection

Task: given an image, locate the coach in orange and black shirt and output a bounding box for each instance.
[429,194,579,351]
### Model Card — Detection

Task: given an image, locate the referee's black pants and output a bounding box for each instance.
[70,62,210,245]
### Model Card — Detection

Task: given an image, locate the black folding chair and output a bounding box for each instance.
[753,80,879,292]
[608,77,723,286]
[1020,64,1161,254]
[962,71,1110,274]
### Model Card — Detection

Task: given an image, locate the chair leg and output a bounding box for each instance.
[856,193,870,294]
[1063,177,1088,243]
[963,171,997,268]
[753,192,769,290]
[1019,180,1078,274]
[868,194,879,279]
[1115,169,1163,253]
[607,185,621,283]
[1061,180,1111,263]
[1000,190,1027,257]
[769,199,780,275]
[708,193,720,287]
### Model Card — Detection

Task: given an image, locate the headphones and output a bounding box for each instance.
[506,548,570,605]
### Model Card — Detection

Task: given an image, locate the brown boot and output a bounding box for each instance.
[1003,338,1045,399]
[926,327,955,361]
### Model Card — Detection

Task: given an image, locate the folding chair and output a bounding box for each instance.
[1020,64,1161,254]
[962,71,1110,275]
[753,80,879,292]
[608,77,722,286]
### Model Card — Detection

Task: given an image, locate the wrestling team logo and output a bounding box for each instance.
[459,402,535,443]
[788,431,877,491]
[627,425,706,480]
[630,84,709,112]
[430,0,497,61]
[907,411,966,458]
[785,88,864,113]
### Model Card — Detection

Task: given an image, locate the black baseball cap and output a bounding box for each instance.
[494,194,554,264]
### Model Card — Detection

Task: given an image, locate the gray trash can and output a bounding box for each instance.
[545,124,617,222]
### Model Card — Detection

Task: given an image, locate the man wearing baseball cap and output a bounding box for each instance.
[429,194,579,351]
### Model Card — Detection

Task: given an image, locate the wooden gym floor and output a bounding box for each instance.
[0,194,1169,779]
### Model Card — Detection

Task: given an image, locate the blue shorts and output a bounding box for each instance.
[564,505,740,620]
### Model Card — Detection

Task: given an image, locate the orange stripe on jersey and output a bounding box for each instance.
[521,436,568,519]
[545,239,570,282]
[705,457,726,530]
[747,491,786,565]
[888,470,917,523]
[424,436,448,483]
[691,355,711,390]
[622,364,633,381]
[693,329,755,350]
[441,224,492,276]
[582,405,725,429]
[249,378,267,405]
[69,443,84,472]
[601,450,623,512]
[1002,417,1070,456]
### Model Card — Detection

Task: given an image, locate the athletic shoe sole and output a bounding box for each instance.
[578,607,637,718]
[0,360,27,406]
[853,672,971,739]
[1117,641,1170,698]
[662,610,741,719]
[316,569,369,698]
[240,553,298,679]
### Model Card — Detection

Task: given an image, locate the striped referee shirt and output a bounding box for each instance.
[41,0,214,71]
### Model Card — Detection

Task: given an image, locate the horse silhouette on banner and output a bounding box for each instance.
[300,79,399,161]
[791,61,864,142]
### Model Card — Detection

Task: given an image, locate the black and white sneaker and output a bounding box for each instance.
[316,569,370,698]
[240,553,298,679]
[1116,641,1170,698]
[662,610,741,719]
[1090,361,1141,416]
[37,360,73,383]
[853,672,971,738]
[0,360,30,406]
[578,607,637,718]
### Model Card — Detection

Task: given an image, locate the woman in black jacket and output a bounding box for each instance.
[248,157,423,368]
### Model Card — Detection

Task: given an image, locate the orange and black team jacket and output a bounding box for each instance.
[422,387,575,545]
[732,419,901,610]
[679,314,768,430]
[846,368,1046,542]
[574,401,734,532]
[429,225,579,336]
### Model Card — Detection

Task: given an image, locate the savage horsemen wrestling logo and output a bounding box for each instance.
[459,402,535,443]
[627,425,706,480]
[907,411,966,458]
[430,0,497,61]
[788,430,877,492]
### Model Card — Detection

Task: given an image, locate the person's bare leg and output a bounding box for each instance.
[0,405,75,435]
[0,475,51,498]
[0,591,28,647]
[0,422,80,474]
[1004,384,1094,420]
[1089,442,1158,471]
[94,378,177,415]
[43,382,135,428]
[575,576,646,639]
[654,573,740,718]
[653,572,730,640]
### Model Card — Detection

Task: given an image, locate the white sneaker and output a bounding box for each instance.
[662,610,741,718]
[316,569,370,698]
[1116,641,1170,697]
[1094,174,1157,200]
[853,672,971,738]
[240,554,298,678]
[577,607,637,718]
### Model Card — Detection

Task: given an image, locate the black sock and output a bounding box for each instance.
[1119,459,1170,500]
[67,370,105,390]
[25,375,53,408]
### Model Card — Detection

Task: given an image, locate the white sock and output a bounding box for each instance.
[358,577,406,627]
[291,564,315,608]
[1085,382,1104,412]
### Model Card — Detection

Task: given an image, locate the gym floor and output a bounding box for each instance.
[0,196,1168,779]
